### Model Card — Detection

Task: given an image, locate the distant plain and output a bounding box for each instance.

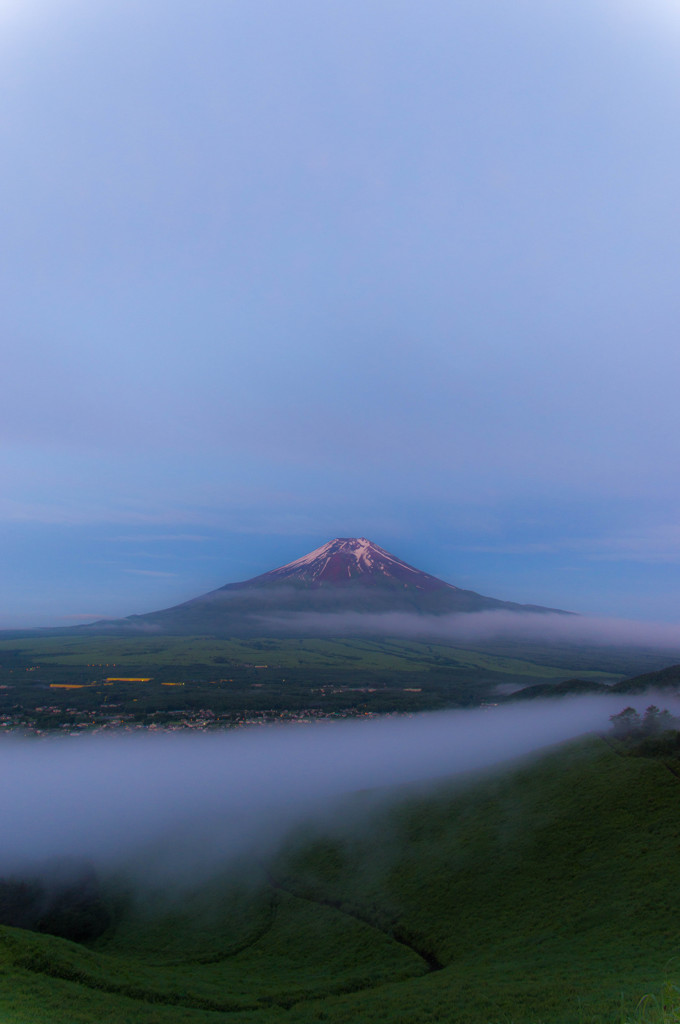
[0,631,652,731]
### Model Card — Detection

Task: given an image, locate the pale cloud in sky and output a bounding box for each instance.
[2,0,680,624]
[463,526,680,565]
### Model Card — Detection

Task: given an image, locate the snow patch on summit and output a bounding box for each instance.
[256,538,458,591]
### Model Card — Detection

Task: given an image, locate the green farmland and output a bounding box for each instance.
[0,633,625,731]
[0,633,619,675]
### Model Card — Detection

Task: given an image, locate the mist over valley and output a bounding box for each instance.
[0,696,647,882]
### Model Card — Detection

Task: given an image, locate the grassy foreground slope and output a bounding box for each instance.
[2,737,680,1022]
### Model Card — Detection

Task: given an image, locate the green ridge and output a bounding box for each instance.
[3,736,680,1021]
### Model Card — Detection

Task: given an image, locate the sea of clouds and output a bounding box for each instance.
[1,693,672,886]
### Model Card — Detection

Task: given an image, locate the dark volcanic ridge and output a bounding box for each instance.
[87,537,568,637]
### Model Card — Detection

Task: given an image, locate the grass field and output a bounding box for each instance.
[0,630,622,679]
[0,633,618,677]
[3,734,680,1022]
[0,633,626,728]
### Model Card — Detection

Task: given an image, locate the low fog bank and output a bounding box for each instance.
[260,610,680,649]
[1,695,671,887]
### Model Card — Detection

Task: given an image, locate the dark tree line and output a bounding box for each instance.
[609,704,680,758]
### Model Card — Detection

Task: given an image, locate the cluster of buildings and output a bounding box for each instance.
[0,704,383,736]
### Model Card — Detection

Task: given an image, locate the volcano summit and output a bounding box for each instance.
[233,537,456,590]
[100,537,565,636]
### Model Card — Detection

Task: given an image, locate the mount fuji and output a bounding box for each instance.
[94,537,567,636]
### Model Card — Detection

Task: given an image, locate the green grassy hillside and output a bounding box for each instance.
[2,735,680,1022]
[0,633,616,677]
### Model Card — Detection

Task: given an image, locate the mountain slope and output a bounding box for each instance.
[95,537,567,636]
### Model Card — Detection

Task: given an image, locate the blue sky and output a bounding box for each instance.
[3,0,680,626]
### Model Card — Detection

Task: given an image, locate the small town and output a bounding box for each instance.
[0,704,389,737]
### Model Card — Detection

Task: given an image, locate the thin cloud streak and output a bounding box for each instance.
[108,534,210,543]
[258,610,680,651]
[57,613,108,621]
[463,524,680,563]
[123,569,178,578]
